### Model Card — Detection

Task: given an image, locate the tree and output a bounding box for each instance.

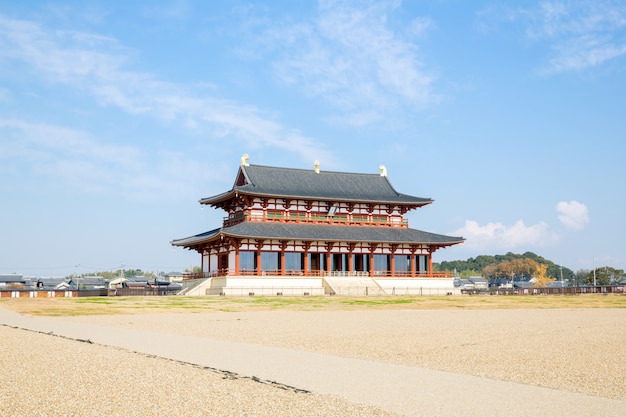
[482,263,497,281]
[64,267,161,280]
[496,260,516,281]
[574,269,589,287]
[437,253,624,287]
[531,263,555,287]
[185,266,202,274]
[585,267,625,286]
[510,258,528,278]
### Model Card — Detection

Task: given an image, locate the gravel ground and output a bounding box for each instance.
[2,308,624,416]
[62,308,626,400]
[0,326,399,417]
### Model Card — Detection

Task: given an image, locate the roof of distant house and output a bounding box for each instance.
[0,274,25,283]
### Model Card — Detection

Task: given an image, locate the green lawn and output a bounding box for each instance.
[1,293,624,316]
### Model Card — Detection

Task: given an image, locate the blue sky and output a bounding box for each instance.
[1,0,624,277]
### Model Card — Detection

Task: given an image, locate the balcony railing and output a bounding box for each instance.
[223,212,409,228]
[203,269,451,278]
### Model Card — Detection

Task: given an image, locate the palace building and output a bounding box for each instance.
[171,155,464,296]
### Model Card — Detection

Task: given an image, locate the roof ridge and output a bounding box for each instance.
[246,163,382,176]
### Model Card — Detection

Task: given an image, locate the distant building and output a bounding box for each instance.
[455,279,475,290]
[36,277,69,290]
[165,272,185,282]
[73,276,107,290]
[468,276,488,290]
[0,274,25,287]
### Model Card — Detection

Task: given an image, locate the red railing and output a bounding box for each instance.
[206,269,451,278]
[223,212,409,228]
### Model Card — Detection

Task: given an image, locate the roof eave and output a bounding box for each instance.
[170,229,222,248]
[429,239,465,249]
[202,190,432,206]
[199,190,237,205]
[219,227,463,246]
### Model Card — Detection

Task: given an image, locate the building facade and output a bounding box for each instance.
[172,157,463,288]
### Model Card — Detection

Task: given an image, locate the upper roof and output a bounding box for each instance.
[171,222,464,249]
[200,163,433,206]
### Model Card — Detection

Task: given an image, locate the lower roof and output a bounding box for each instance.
[171,222,464,249]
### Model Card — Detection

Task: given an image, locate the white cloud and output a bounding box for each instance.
[544,38,626,73]
[479,1,626,73]
[0,14,331,163]
[538,1,626,73]
[556,200,589,230]
[408,16,436,38]
[0,119,211,201]
[452,219,555,251]
[260,0,438,126]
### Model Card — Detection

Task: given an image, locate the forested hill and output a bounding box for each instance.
[433,252,574,280]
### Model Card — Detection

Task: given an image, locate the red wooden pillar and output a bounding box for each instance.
[231,239,240,276]
[325,242,335,275]
[280,241,288,276]
[368,243,377,277]
[367,203,374,225]
[348,243,356,274]
[200,249,205,277]
[390,244,398,277]
[326,253,331,274]
[410,245,418,277]
[428,249,434,277]
[303,242,311,276]
[347,202,355,226]
[428,251,433,277]
[256,239,264,276]
[235,250,240,276]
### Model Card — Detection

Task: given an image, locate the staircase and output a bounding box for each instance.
[323,275,387,296]
[177,278,211,296]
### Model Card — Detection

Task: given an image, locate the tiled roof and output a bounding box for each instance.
[171,222,464,248]
[200,164,432,205]
[0,274,25,282]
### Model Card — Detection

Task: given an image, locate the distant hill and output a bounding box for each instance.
[433,251,574,280]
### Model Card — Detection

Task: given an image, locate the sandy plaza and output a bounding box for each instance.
[1,300,625,416]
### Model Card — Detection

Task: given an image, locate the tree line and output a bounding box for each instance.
[434,252,625,286]
[67,268,161,280]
